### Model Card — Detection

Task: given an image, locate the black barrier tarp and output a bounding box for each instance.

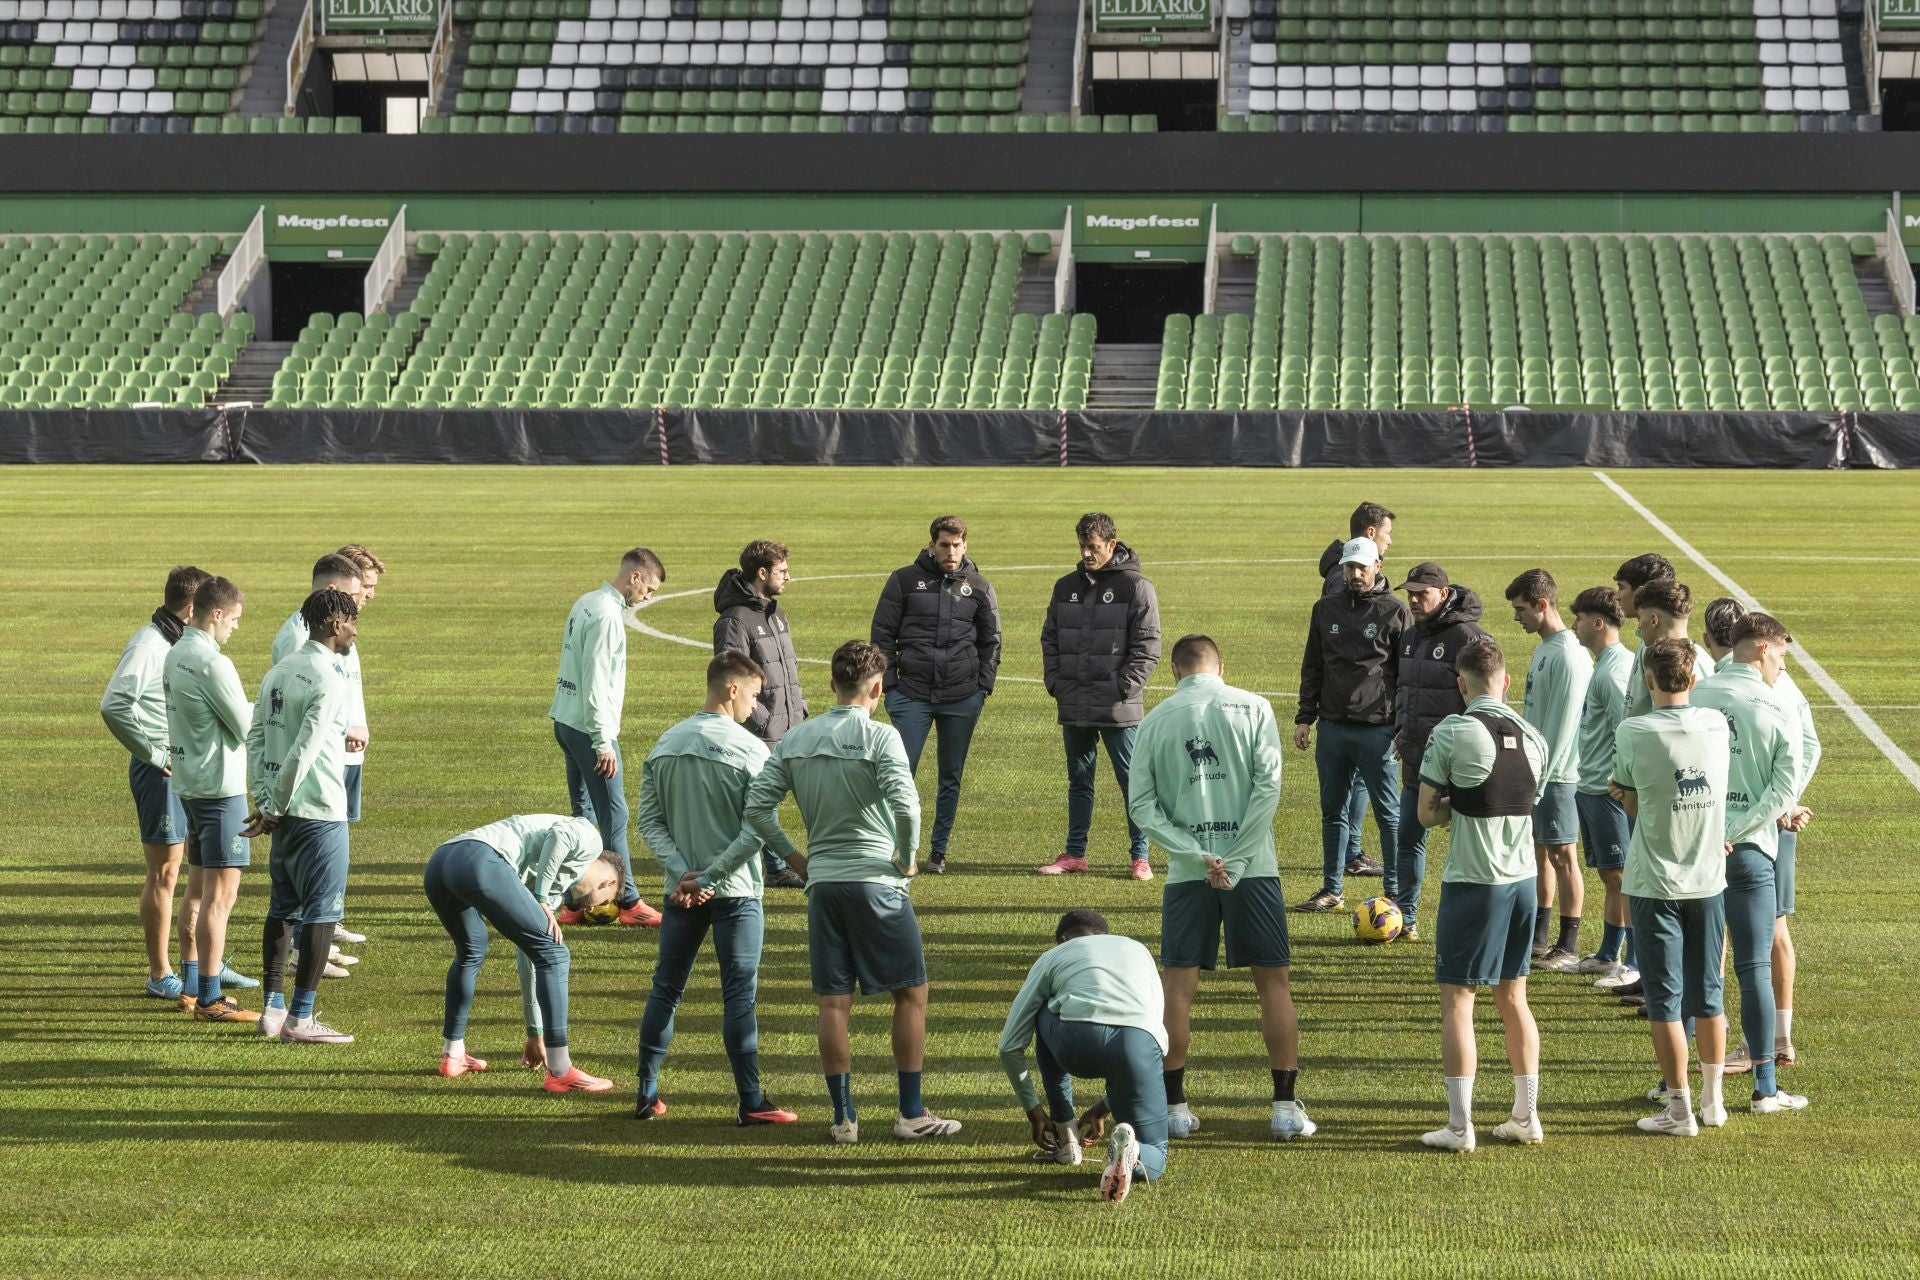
[5,407,1916,467]
[0,410,227,464]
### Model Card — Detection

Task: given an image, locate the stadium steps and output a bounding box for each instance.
[236,0,302,117]
[1213,254,1256,316]
[385,256,434,316]
[1087,342,1160,409]
[216,340,293,403]
[1015,258,1056,316]
[1854,256,1898,319]
[434,25,473,118]
[181,255,231,318]
[1019,0,1076,114]
[1222,17,1250,116]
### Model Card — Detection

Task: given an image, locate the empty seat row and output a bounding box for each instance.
[553,15,883,37]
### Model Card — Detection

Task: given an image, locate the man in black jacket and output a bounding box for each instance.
[1293,537,1409,912]
[714,538,809,888]
[1316,501,1398,880]
[871,515,1001,875]
[1038,513,1162,881]
[1387,562,1489,938]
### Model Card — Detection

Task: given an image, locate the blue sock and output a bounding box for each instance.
[1597,922,1624,963]
[290,986,318,1020]
[897,1070,924,1118]
[825,1072,855,1125]
[181,960,199,991]
[1753,1059,1777,1098]
[198,971,222,1007]
[265,990,286,1011]
[1622,927,1637,968]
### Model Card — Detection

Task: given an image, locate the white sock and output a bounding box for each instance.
[1776,1008,1793,1045]
[443,1038,465,1060]
[1511,1074,1538,1123]
[1667,1084,1695,1119]
[545,1044,572,1076]
[1701,1064,1725,1112]
[1444,1075,1474,1130]
[290,1014,313,1030]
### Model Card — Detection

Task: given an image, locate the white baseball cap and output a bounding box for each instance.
[1338,537,1381,567]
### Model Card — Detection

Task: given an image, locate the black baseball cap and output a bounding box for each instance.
[1396,562,1450,592]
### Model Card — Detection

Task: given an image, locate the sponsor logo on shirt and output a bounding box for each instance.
[556,678,578,693]
[1185,737,1220,766]
[1330,623,1341,635]
[1102,590,1115,604]
[1363,623,1378,638]
[1671,766,1716,812]
[269,687,285,720]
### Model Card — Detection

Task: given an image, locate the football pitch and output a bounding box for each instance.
[3,465,1918,1279]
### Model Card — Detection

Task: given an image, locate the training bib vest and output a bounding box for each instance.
[1449,711,1538,818]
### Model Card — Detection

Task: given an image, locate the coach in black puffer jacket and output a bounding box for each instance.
[713,569,807,744]
[1392,565,1490,768]
[871,548,1001,704]
[1041,540,1161,729]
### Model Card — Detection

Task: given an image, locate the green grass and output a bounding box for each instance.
[4,466,1919,1279]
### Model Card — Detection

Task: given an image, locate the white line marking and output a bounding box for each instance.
[1594,469,1920,794]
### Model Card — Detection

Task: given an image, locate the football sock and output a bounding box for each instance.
[1753,1059,1777,1098]
[1776,1008,1793,1045]
[1666,1084,1694,1120]
[1532,908,1553,948]
[197,970,222,1007]
[443,1038,464,1060]
[1511,1074,1538,1123]
[1271,1068,1298,1103]
[1701,1064,1725,1113]
[1597,922,1624,963]
[182,960,200,992]
[1163,1066,1187,1105]
[1622,927,1637,968]
[546,1044,572,1077]
[265,990,286,1011]
[1444,1075,1474,1130]
[897,1070,924,1118]
[1556,915,1582,953]
[826,1072,855,1125]
[290,986,318,1021]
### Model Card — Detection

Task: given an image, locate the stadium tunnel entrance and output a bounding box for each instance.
[1073,261,1204,343]
[1085,77,1219,132]
[267,262,370,342]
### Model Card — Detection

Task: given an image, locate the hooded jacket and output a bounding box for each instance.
[870,549,1001,704]
[1298,574,1409,726]
[1318,538,1351,597]
[1041,542,1161,728]
[713,570,807,744]
[1394,584,1490,764]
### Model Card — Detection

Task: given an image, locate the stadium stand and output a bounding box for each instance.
[0,232,253,407]
[1154,232,1920,412]
[1220,0,1877,134]
[261,228,1095,409]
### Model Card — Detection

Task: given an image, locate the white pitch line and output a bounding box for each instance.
[1594,469,1920,794]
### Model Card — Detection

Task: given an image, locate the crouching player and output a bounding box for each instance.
[638,652,804,1125]
[424,814,619,1093]
[998,910,1169,1204]
[1416,637,1549,1153]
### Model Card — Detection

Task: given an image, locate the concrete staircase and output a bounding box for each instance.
[436,27,474,115]
[1856,257,1900,318]
[1016,259,1057,316]
[1213,256,1256,316]
[1020,0,1077,114]
[182,256,230,318]
[237,0,306,117]
[217,340,292,404]
[1088,343,1160,409]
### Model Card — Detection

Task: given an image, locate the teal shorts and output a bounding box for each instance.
[266,817,350,925]
[129,758,186,846]
[1628,892,1727,1022]
[806,881,927,997]
[184,795,250,869]
[1160,877,1290,970]
[1532,781,1579,846]
[1576,790,1630,870]
[1434,878,1537,987]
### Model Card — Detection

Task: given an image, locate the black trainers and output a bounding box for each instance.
[1612,978,1644,998]
[1293,889,1345,913]
[1344,854,1384,877]
[765,868,806,890]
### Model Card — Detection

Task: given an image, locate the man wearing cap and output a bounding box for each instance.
[1388,562,1489,938]
[1293,537,1409,913]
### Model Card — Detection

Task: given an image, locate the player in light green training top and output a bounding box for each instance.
[103,563,208,1004]
[1703,597,1819,1074]
[1126,634,1311,1143]
[1692,611,1808,1116]
[1623,578,1715,721]
[1611,637,1732,1137]
[1569,586,1639,990]
[549,546,666,928]
[423,813,620,1092]
[1613,552,1676,721]
[637,651,804,1126]
[1416,637,1549,1153]
[246,587,359,1046]
[1505,569,1595,971]
[740,640,959,1144]
[998,909,1170,1204]
[163,575,259,1024]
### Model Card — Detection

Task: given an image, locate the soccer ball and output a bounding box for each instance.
[1353,897,1403,944]
[578,900,621,925]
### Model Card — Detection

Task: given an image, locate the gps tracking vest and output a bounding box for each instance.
[1447,712,1537,818]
